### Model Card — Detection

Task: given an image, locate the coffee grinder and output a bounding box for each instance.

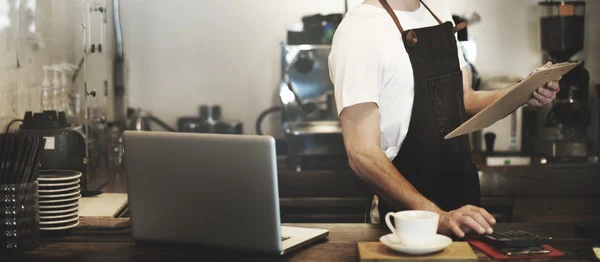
[535,1,593,162]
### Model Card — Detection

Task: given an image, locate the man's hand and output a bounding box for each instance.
[438,205,497,238]
[526,80,560,106]
[526,62,561,107]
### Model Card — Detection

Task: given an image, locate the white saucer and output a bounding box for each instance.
[40,206,79,215]
[40,211,78,220]
[39,201,78,210]
[39,194,81,204]
[380,234,452,255]
[38,178,80,187]
[38,185,80,193]
[40,220,79,231]
[39,215,79,225]
[38,170,82,181]
[39,189,81,199]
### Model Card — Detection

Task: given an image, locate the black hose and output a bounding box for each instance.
[5,119,23,133]
[147,115,176,132]
[256,107,281,135]
[287,82,307,118]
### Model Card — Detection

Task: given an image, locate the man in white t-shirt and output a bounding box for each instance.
[329,0,559,237]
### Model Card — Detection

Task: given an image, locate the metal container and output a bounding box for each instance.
[285,121,347,171]
[535,126,588,160]
[279,44,336,122]
[279,44,347,170]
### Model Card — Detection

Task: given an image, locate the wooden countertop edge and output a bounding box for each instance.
[14,222,598,262]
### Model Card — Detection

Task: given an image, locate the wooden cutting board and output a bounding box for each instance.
[358,242,478,262]
[79,193,128,217]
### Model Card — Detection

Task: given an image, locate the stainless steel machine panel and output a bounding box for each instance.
[279,44,346,170]
[280,44,336,122]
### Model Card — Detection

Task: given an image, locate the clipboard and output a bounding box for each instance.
[445,61,581,139]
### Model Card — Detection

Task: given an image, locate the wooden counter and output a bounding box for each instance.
[472,154,600,223]
[3,221,599,261]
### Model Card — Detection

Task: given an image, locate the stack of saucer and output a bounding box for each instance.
[38,170,82,231]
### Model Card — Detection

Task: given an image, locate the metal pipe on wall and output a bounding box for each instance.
[113,0,126,123]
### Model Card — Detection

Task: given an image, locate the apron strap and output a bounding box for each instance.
[378,0,444,34]
[453,21,468,33]
[419,0,443,25]
[378,0,405,34]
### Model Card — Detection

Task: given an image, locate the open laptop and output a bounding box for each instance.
[123,131,328,255]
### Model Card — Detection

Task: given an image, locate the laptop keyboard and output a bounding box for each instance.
[281,236,291,241]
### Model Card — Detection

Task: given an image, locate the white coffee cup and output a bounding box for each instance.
[385,210,439,246]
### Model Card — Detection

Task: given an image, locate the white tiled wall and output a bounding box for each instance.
[0,0,80,132]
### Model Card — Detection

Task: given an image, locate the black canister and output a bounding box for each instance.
[539,1,586,61]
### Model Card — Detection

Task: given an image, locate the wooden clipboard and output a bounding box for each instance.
[445,61,581,139]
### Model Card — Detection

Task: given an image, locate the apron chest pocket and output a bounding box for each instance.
[427,71,466,135]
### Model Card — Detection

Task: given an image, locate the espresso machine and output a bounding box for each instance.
[18,111,109,191]
[279,14,346,171]
[535,0,594,162]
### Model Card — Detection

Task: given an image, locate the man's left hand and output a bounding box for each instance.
[526,80,560,107]
[526,62,561,107]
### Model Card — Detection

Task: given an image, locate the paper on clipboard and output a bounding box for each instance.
[445,61,581,140]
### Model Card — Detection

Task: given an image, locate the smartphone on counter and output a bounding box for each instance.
[501,246,550,256]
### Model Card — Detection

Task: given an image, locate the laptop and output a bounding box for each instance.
[123,131,328,255]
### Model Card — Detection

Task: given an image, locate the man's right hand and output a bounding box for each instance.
[438,205,496,238]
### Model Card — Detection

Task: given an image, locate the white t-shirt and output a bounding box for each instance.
[329,0,468,160]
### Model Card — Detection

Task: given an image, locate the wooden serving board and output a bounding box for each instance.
[358,242,478,262]
[79,193,128,218]
[445,61,581,139]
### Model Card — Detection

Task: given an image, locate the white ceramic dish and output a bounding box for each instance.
[40,211,79,220]
[379,233,452,255]
[38,170,82,181]
[38,194,81,204]
[39,215,79,225]
[39,201,78,210]
[38,178,80,187]
[39,189,81,199]
[40,220,80,231]
[38,185,80,193]
[39,206,79,215]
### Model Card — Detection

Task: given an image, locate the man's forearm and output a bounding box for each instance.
[348,146,442,213]
[462,67,510,116]
[464,89,509,116]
